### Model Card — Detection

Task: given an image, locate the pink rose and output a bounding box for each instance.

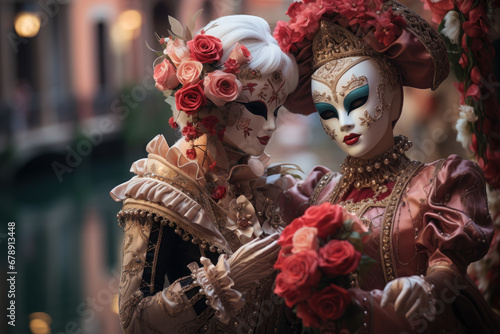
[228,42,252,66]
[176,59,203,85]
[165,38,190,66]
[292,227,319,253]
[154,59,180,91]
[203,70,242,106]
[187,33,223,64]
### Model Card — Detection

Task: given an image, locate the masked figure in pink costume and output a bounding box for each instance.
[111,15,298,333]
[275,0,500,332]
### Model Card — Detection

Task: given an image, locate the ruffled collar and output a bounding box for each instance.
[340,135,413,191]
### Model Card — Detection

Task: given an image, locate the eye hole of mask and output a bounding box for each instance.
[237,101,268,120]
[344,84,369,113]
[315,103,339,120]
[274,106,282,118]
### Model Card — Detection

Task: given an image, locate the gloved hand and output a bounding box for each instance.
[188,233,280,322]
[381,275,436,321]
[227,233,280,292]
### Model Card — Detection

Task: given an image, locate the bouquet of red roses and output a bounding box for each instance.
[274,202,374,332]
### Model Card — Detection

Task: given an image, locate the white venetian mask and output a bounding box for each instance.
[311,57,402,158]
[223,70,287,156]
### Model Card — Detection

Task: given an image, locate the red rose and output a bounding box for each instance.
[301,203,344,239]
[175,81,206,115]
[223,58,240,74]
[168,117,178,129]
[280,250,321,288]
[274,272,311,307]
[277,217,307,249]
[373,9,406,46]
[318,240,361,276]
[181,122,202,141]
[209,161,217,171]
[201,115,219,135]
[187,33,223,64]
[296,302,321,328]
[308,284,351,321]
[185,148,197,160]
[211,185,227,200]
[273,20,299,53]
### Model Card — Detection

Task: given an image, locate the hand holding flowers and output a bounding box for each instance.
[274,202,374,332]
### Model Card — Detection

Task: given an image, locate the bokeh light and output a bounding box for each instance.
[29,312,52,334]
[14,12,41,38]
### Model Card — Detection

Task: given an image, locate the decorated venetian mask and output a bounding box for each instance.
[311,57,402,158]
[224,70,287,156]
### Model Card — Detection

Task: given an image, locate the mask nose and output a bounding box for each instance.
[263,110,277,132]
[339,113,355,132]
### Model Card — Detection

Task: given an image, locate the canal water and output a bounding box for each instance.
[0,131,179,334]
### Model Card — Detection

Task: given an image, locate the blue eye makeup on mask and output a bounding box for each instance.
[315,103,339,120]
[236,101,268,120]
[344,84,369,113]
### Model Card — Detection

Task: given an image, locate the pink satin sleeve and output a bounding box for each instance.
[416,155,494,274]
[279,165,332,224]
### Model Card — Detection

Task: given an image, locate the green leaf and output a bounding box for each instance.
[356,254,377,280]
[343,218,353,231]
[168,15,185,38]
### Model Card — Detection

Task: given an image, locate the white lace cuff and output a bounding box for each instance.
[188,255,245,323]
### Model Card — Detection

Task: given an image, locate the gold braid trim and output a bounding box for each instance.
[119,199,232,255]
[383,1,449,90]
[380,160,423,283]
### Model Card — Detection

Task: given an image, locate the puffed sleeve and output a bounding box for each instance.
[416,155,494,275]
[279,165,332,224]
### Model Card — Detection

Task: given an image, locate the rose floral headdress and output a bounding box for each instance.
[422,0,500,192]
[274,0,449,115]
[153,14,252,163]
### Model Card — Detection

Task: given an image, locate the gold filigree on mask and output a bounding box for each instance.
[322,123,336,140]
[312,90,333,103]
[340,74,368,97]
[238,68,262,80]
[312,58,368,103]
[358,81,389,128]
[270,71,283,85]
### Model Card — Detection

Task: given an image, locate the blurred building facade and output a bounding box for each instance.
[0,0,291,176]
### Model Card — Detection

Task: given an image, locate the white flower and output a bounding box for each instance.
[455,105,477,150]
[441,11,461,45]
[459,105,478,122]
